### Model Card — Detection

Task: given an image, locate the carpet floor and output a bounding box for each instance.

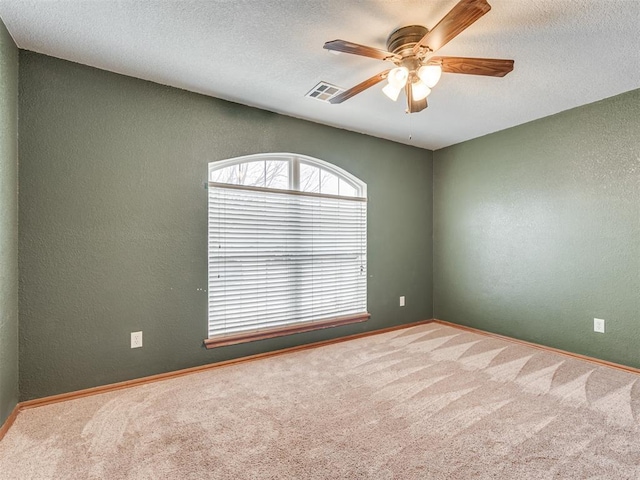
[1,323,640,479]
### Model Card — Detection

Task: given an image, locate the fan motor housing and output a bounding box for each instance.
[386,25,429,57]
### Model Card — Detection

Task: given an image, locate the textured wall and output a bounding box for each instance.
[18,52,433,401]
[0,19,19,425]
[434,89,640,367]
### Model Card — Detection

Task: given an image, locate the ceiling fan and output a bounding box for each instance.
[323,0,514,113]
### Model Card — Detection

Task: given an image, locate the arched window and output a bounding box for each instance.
[208,153,366,197]
[206,153,368,348]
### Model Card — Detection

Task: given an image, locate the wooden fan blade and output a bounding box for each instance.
[405,83,428,113]
[430,56,514,77]
[413,0,491,54]
[324,40,402,63]
[329,70,391,104]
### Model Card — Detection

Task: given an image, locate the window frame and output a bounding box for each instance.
[205,153,369,349]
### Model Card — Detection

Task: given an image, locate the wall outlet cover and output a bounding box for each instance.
[594,318,605,334]
[131,331,143,348]
[399,296,405,307]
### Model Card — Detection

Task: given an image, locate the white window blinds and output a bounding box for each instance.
[208,184,367,340]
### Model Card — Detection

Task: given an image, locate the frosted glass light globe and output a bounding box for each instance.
[387,67,409,89]
[418,65,442,88]
[382,83,402,101]
[411,80,431,101]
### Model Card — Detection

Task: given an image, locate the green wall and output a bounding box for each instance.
[17,48,637,403]
[434,89,640,367]
[18,52,433,401]
[0,19,19,426]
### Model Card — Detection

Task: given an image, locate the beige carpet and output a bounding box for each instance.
[2,323,640,479]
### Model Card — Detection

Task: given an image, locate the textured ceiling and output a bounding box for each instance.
[0,0,639,150]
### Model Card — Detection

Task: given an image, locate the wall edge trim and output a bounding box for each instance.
[18,319,435,411]
[6,318,640,442]
[0,404,20,442]
[434,319,640,376]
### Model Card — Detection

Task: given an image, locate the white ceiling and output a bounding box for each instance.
[0,0,639,150]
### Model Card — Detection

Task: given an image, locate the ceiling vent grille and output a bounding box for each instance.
[306,82,343,102]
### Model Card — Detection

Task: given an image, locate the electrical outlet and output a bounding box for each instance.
[399,296,405,307]
[594,318,605,334]
[131,331,143,348]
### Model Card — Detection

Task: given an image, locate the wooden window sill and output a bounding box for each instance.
[204,313,370,349]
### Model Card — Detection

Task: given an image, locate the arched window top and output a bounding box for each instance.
[209,153,366,198]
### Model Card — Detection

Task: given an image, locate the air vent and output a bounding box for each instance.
[306,82,344,102]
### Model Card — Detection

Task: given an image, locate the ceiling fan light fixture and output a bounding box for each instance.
[321,0,514,114]
[382,83,402,101]
[387,67,409,89]
[411,80,431,101]
[418,64,442,88]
